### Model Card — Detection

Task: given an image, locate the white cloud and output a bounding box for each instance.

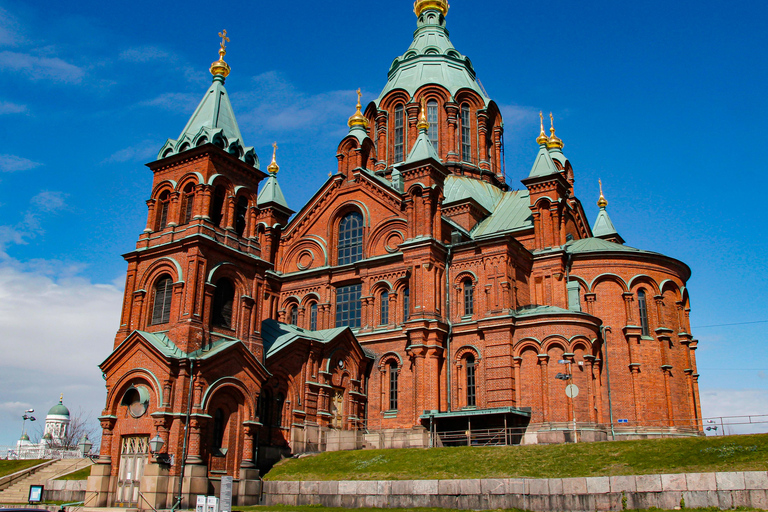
[103,141,158,164]
[700,388,768,435]
[498,104,542,133]
[0,260,123,446]
[139,92,199,112]
[30,190,67,213]
[119,45,170,63]
[0,190,67,256]
[0,154,41,172]
[0,100,27,114]
[0,6,24,48]
[0,50,84,83]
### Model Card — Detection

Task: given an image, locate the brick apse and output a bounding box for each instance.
[88,1,702,509]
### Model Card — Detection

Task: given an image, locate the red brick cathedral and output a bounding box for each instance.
[90,1,702,508]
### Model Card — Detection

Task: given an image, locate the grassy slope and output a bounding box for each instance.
[264,434,768,481]
[55,466,92,480]
[0,459,46,478]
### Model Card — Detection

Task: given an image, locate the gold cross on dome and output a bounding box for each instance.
[273,141,278,155]
[218,30,230,51]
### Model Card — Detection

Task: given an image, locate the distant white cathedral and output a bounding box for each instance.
[16,395,71,456]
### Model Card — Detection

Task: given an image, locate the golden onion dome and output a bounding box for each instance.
[547,112,564,150]
[210,30,231,78]
[417,97,430,131]
[348,89,369,129]
[414,0,449,17]
[536,111,548,146]
[597,179,608,208]
[268,142,279,175]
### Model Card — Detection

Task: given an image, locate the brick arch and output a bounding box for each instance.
[378,352,403,371]
[590,273,629,293]
[628,274,660,295]
[370,280,393,296]
[454,270,478,286]
[150,180,178,200]
[201,376,255,420]
[454,344,481,364]
[206,262,247,292]
[660,279,682,299]
[366,217,407,257]
[106,368,163,416]
[379,90,411,111]
[514,338,542,357]
[138,257,183,290]
[280,295,301,311]
[569,336,593,354]
[542,336,568,353]
[176,172,205,191]
[413,85,451,104]
[454,89,485,109]
[327,204,368,266]
[300,293,321,307]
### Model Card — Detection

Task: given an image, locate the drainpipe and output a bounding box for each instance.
[600,326,616,441]
[445,244,454,413]
[173,358,196,511]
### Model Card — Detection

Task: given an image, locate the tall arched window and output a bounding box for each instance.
[289,305,298,326]
[338,212,364,265]
[380,290,389,325]
[212,278,235,329]
[638,289,650,336]
[461,103,471,162]
[394,104,405,163]
[389,361,398,411]
[466,354,476,407]
[463,279,474,316]
[157,191,170,231]
[402,287,410,322]
[274,393,285,427]
[427,99,439,152]
[210,186,226,227]
[309,303,318,330]
[151,275,173,325]
[212,408,226,452]
[235,196,248,237]
[181,184,195,225]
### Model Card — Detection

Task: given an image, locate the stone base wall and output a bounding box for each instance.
[263,472,768,511]
[43,479,87,503]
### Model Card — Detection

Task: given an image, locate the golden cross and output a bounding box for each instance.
[539,111,544,130]
[599,178,604,196]
[549,112,555,130]
[218,30,230,51]
[356,88,362,105]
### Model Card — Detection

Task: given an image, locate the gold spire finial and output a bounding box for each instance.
[536,111,548,146]
[347,88,369,129]
[597,179,608,208]
[60,393,64,403]
[414,0,450,17]
[210,29,231,78]
[417,97,430,131]
[268,142,279,174]
[547,112,564,150]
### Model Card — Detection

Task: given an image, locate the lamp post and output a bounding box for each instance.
[78,434,93,457]
[20,410,36,440]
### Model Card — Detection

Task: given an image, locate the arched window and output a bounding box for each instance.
[212,408,226,452]
[427,99,439,152]
[380,290,389,325]
[463,278,474,316]
[402,286,410,322]
[274,393,285,427]
[466,354,476,407]
[336,284,362,328]
[257,389,271,424]
[389,361,398,411]
[638,289,650,336]
[210,186,226,227]
[151,275,173,325]
[338,212,364,265]
[181,184,195,225]
[394,104,405,163]
[309,303,318,330]
[157,191,170,231]
[235,196,248,237]
[289,305,298,326]
[461,103,471,162]
[212,278,235,329]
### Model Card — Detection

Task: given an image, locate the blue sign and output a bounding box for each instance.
[618,419,629,424]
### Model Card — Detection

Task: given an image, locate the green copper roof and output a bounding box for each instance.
[528,146,560,178]
[157,76,259,169]
[405,127,440,164]
[376,10,489,105]
[48,401,70,417]
[261,319,350,359]
[257,173,293,213]
[592,206,622,241]
[565,237,653,255]
[20,432,29,441]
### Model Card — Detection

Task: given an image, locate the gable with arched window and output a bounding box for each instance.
[337,211,364,265]
[212,278,235,329]
[151,274,173,325]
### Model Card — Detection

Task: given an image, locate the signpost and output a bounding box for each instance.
[220,476,233,512]
[558,359,578,443]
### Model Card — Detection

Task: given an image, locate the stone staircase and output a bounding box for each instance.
[0,459,93,504]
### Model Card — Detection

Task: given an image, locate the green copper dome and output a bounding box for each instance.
[48,400,70,417]
[376,7,489,105]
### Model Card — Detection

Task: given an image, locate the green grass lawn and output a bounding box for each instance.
[264,433,768,481]
[0,459,46,478]
[234,506,765,512]
[55,466,92,480]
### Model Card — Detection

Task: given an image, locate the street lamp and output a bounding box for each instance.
[149,434,170,464]
[78,434,93,457]
[20,413,36,440]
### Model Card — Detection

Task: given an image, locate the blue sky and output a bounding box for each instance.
[0,0,766,446]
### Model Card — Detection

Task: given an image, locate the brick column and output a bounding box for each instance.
[538,354,549,422]
[445,103,459,163]
[512,357,522,405]
[145,199,157,233]
[623,293,635,325]
[375,111,388,172]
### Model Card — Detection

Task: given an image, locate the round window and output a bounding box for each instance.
[121,386,149,418]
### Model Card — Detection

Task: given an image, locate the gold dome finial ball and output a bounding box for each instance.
[546,112,564,150]
[348,89,370,129]
[597,179,608,208]
[536,111,549,146]
[268,142,280,174]
[210,30,231,78]
[414,0,449,18]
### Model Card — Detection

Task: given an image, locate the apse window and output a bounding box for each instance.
[337,212,364,265]
[121,386,150,418]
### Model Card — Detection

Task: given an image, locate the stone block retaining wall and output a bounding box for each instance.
[263,471,768,511]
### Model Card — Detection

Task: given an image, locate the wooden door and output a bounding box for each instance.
[116,436,148,506]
